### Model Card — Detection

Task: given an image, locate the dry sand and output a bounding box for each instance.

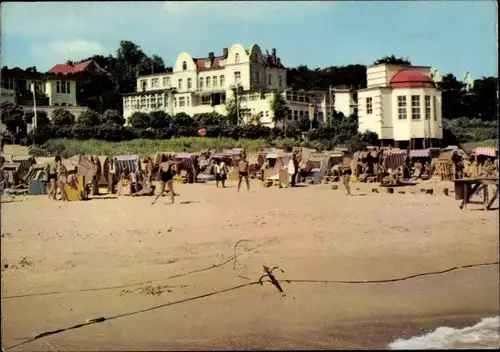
[1,180,499,350]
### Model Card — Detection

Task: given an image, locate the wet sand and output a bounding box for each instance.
[1,180,498,350]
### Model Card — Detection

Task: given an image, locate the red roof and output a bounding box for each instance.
[194,56,224,71]
[390,70,435,89]
[48,60,107,75]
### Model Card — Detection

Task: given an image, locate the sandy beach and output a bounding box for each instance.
[1,180,499,350]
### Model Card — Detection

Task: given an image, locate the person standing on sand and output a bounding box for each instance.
[215,159,228,188]
[237,153,250,192]
[151,155,181,205]
[47,155,61,200]
[57,158,69,201]
[145,156,154,186]
[342,168,352,195]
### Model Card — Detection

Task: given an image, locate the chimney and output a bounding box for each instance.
[222,48,228,58]
[272,48,277,64]
[208,52,214,59]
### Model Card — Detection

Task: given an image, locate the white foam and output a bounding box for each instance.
[389,316,500,350]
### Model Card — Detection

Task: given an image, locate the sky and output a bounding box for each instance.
[1,1,497,79]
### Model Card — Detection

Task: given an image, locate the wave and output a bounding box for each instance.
[389,316,500,350]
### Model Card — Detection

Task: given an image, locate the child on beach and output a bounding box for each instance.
[237,153,250,192]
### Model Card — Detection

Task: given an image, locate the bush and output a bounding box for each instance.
[77,109,102,126]
[128,112,150,129]
[102,109,125,126]
[52,108,75,126]
[149,111,169,129]
[24,109,51,129]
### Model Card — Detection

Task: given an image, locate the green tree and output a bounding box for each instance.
[0,102,25,136]
[128,111,150,129]
[225,98,240,125]
[193,112,224,128]
[373,55,411,65]
[77,109,102,126]
[102,109,125,125]
[149,110,169,129]
[51,108,75,126]
[269,91,290,128]
[24,110,51,129]
[440,74,466,119]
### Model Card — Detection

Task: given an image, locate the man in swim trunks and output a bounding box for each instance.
[237,153,250,192]
[47,155,61,200]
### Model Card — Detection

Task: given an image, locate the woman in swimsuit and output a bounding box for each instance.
[57,159,69,201]
[237,153,250,192]
[152,155,180,205]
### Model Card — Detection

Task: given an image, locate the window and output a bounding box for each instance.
[140,96,146,108]
[234,71,241,84]
[293,110,298,120]
[61,81,66,94]
[411,95,420,120]
[151,95,157,109]
[178,79,182,90]
[366,97,373,114]
[212,76,217,88]
[397,96,407,119]
[158,94,164,107]
[201,95,211,105]
[268,74,272,86]
[432,96,437,120]
[179,97,185,107]
[187,78,192,89]
[425,95,431,120]
[174,98,177,107]
[146,96,151,108]
[152,78,159,88]
[206,77,211,88]
[235,53,240,63]
[56,81,60,93]
[1,77,13,89]
[140,80,147,91]
[199,77,204,89]
[163,77,171,87]
[299,110,304,118]
[182,61,187,71]
[278,76,282,88]
[66,82,70,94]
[186,96,190,106]
[254,72,260,83]
[221,93,226,104]
[220,75,225,87]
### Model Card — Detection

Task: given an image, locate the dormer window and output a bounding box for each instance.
[205,60,211,69]
[182,61,187,71]
[235,53,240,63]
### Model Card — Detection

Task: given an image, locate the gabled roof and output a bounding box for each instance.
[193,56,225,71]
[48,60,107,75]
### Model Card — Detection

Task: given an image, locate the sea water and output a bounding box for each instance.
[389,316,500,350]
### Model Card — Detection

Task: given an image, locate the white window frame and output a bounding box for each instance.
[187,78,192,89]
[397,96,407,120]
[411,95,420,120]
[425,95,431,120]
[178,79,182,90]
[220,75,225,87]
[366,97,373,115]
[234,71,241,84]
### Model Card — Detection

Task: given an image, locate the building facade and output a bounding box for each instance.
[357,63,443,149]
[123,43,356,127]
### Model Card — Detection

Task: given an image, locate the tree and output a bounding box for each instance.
[193,112,225,128]
[149,110,169,129]
[440,74,466,119]
[225,98,240,125]
[128,111,150,129]
[102,109,125,125]
[373,55,411,65]
[24,110,51,129]
[51,108,75,126]
[77,109,102,126]
[269,91,290,128]
[0,102,25,136]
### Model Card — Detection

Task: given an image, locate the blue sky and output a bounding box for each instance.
[1,1,497,79]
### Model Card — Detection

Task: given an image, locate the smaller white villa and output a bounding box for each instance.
[357,63,443,149]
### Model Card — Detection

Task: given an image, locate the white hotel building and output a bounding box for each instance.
[357,63,443,149]
[122,43,355,126]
